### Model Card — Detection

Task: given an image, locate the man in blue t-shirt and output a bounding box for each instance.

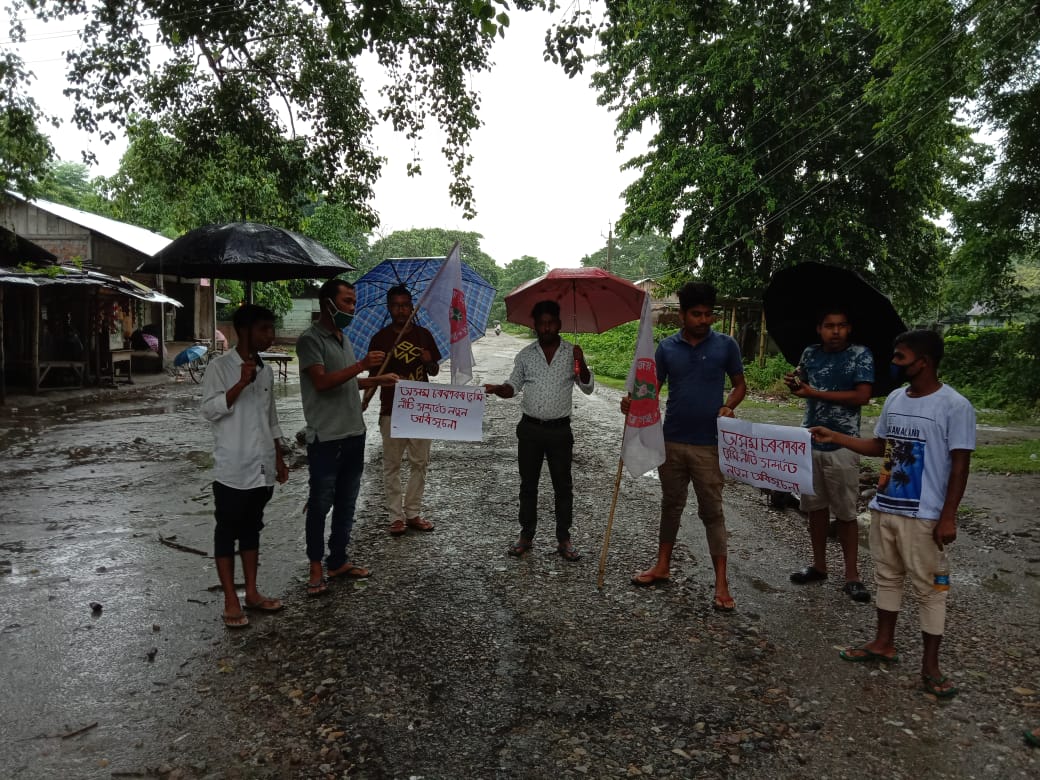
[621,282,746,610]
[811,329,975,700]
[785,307,874,602]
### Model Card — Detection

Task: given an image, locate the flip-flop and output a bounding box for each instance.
[1024,729,1040,748]
[507,539,533,557]
[712,596,736,612]
[306,578,329,597]
[631,572,670,587]
[557,542,581,562]
[244,597,284,613]
[328,562,370,579]
[921,673,959,699]
[840,646,900,663]
[222,611,250,629]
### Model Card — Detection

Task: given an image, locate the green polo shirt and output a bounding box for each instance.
[296,323,365,444]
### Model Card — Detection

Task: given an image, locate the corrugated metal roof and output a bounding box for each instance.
[0,265,183,307]
[6,191,171,257]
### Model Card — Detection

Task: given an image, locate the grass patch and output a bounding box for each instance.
[971,440,1040,474]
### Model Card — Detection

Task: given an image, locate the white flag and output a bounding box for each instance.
[418,242,474,385]
[621,293,666,477]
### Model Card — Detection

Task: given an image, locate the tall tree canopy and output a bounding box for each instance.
[554,0,981,317]
[3,0,537,217]
[580,232,670,280]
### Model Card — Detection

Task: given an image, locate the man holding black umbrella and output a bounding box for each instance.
[785,307,874,603]
[297,278,399,595]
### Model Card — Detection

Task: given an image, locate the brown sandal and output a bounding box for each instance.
[389,519,407,536]
[557,541,581,562]
[406,516,435,532]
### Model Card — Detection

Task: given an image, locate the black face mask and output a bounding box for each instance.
[889,360,919,385]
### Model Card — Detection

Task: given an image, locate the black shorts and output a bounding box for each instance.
[212,481,274,557]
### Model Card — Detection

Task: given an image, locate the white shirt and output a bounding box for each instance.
[201,350,283,489]
[505,338,594,420]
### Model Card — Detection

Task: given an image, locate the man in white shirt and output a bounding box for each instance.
[484,300,593,561]
[201,304,288,629]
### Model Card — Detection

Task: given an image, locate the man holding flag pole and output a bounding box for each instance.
[366,243,473,535]
[619,282,745,611]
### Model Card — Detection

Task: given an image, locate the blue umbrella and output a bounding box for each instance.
[348,257,496,361]
[173,344,208,367]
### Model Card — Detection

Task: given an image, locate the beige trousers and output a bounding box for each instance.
[869,510,948,635]
[379,416,432,522]
[659,441,728,556]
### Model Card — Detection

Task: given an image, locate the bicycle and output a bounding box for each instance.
[171,342,212,384]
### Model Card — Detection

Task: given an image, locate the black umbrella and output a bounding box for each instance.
[763,262,907,397]
[136,222,354,282]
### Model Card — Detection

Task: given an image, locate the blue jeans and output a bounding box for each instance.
[306,434,365,569]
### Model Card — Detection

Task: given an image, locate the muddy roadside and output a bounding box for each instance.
[1,333,1038,779]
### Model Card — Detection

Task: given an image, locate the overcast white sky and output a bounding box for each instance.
[13,8,646,269]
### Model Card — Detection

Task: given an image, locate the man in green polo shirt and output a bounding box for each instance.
[297,278,398,596]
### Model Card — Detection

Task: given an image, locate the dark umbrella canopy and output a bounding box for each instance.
[763,262,907,397]
[137,222,354,281]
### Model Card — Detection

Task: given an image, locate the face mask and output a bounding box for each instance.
[889,360,918,384]
[327,302,354,329]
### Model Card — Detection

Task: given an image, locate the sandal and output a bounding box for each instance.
[712,595,736,612]
[631,571,670,587]
[1024,729,1040,748]
[306,578,329,597]
[244,597,284,613]
[406,516,435,532]
[790,565,828,584]
[839,646,900,663]
[389,519,407,536]
[557,541,581,562]
[507,538,533,557]
[222,611,250,629]
[328,562,371,579]
[921,673,959,699]
[843,581,872,603]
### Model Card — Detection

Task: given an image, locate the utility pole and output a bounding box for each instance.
[604,223,613,273]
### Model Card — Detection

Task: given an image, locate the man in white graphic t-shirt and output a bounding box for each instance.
[810,329,975,700]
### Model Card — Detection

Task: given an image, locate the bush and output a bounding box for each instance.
[742,353,796,395]
[942,325,1040,414]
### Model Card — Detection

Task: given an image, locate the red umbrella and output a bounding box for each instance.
[504,267,645,333]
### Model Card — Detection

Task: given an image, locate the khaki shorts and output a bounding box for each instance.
[799,447,860,521]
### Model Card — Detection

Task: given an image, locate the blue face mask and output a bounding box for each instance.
[327,303,354,330]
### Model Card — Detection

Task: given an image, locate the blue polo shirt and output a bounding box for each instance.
[657,329,744,445]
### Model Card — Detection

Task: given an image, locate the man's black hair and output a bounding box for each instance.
[232,303,276,332]
[386,284,413,305]
[815,305,851,326]
[677,281,717,311]
[894,329,945,368]
[531,299,561,321]
[317,278,354,306]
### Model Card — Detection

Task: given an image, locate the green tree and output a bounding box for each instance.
[580,232,670,280]
[553,0,972,319]
[7,0,539,218]
[0,46,54,194]
[499,255,547,296]
[35,160,105,211]
[492,254,547,324]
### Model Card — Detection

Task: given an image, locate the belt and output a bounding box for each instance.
[521,414,570,428]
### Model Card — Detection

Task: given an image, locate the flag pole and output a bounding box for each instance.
[597,422,629,590]
[360,242,461,409]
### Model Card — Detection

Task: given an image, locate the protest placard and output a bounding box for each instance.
[716,417,814,495]
[389,379,485,441]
